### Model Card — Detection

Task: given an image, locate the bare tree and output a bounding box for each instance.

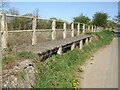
[0,0,9,12]
[8,7,19,15]
[33,8,40,18]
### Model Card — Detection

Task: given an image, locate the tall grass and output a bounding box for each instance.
[34,30,114,88]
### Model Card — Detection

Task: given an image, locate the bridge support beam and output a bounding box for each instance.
[1,13,8,49]
[85,38,89,45]
[32,17,37,45]
[63,22,66,39]
[71,42,75,50]
[79,40,83,50]
[57,46,63,55]
[89,37,92,42]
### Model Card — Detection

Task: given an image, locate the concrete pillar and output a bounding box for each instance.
[52,20,56,40]
[1,13,8,48]
[71,22,74,37]
[57,46,62,55]
[71,42,75,50]
[32,17,37,45]
[85,38,89,45]
[89,37,92,42]
[63,22,66,39]
[88,25,90,32]
[83,24,85,34]
[77,23,80,36]
[79,40,83,50]
[92,25,94,32]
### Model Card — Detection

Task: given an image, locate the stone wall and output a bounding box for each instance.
[2,59,36,88]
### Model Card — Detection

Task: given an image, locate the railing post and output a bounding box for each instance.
[1,13,8,48]
[92,25,94,32]
[63,22,66,39]
[83,24,85,34]
[88,25,90,32]
[77,23,80,36]
[71,22,74,37]
[52,20,56,40]
[32,17,37,45]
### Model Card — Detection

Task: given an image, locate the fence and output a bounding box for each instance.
[0,12,102,49]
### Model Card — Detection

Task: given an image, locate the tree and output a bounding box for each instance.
[8,7,19,15]
[92,12,109,28]
[73,14,91,24]
[0,0,9,12]
[33,8,40,18]
[107,20,116,29]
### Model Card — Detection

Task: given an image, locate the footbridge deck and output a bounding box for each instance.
[24,35,92,61]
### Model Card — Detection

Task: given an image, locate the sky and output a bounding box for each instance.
[8,2,118,22]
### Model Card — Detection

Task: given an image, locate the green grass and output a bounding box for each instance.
[2,55,16,65]
[2,51,36,67]
[16,51,36,59]
[34,30,114,88]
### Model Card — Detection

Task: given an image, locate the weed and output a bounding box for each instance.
[2,55,16,65]
[16,51,36,59]
[16,71,26,81]
[4,48,12,52]
[34,30,114,88]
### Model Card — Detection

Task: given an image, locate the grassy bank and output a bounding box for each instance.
[34,30,114,88]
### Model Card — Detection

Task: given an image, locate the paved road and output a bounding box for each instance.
[78,37,118,88]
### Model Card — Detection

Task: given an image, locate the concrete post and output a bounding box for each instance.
[79,40,83,50]
[71,22,74,37]
[52,20,56,40]
[32,17,37,45]
[1,13,8,48]
[83,24,85,34]
[92,25,94,32]
[85,38,89,45]
[63,22,66,39]
[71,42,75,50]
[77,23,80,36]
[94,26,97,32]
[88,25,90,32]
[57,46,62,55]
[89,37,92,42]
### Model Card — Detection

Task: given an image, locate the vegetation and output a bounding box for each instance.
[2,51,36,68]
[92,12,109,28]
[73,14,91,24]
[34,30,114,88]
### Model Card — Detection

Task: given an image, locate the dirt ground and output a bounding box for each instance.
[77,37,118,88]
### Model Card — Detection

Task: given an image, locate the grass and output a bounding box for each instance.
[2,30,114,88]
[2,51,36,68]
[16,71,26,81]
[34,30,114,88]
